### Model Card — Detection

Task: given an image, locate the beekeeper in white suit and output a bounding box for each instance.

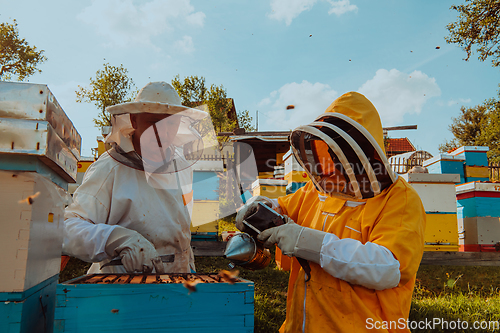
[63,81,208,274]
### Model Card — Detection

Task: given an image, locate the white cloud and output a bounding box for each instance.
[268,0,317,26]
[173,36,195,54]
[326,0,358,16]
[268,0,357,25]
[358,69,441,126]
[447,98,471,107]
[258,80,338,130]
[77,0,205,47]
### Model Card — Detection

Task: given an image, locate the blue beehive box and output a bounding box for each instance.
[450,146,489,167]
[423,153,466,183]
[450,146,490,182]
[55,273,254,333]
[0,275,59,333]
[456,182,500,252]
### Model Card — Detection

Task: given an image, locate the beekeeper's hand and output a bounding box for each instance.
[257,216,324,263]
[105,226,165,274]
[235,196,279,231]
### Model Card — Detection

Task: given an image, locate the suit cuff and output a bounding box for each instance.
[293,227,326,264]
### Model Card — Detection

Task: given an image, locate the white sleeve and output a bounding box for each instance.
[319,233,401,290]
[62,217,117,262]
[62,161,116,262]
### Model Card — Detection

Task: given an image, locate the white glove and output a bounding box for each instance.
[105,226,165,274]
[258,217,401,290]
[257,216,325,262]
[235,196,278,231]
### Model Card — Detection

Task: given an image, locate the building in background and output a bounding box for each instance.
[385,137,416,158]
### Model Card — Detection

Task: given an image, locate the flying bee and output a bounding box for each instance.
[218,270,239,284]
[183,280,200,293]
[18,192,40,205]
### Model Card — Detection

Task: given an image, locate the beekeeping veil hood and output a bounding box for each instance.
[290,92,398,200]
[104,81,208,174]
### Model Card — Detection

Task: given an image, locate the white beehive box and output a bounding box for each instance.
[0,170,69,292]
[401,173,461,251]
[0,81,81,183]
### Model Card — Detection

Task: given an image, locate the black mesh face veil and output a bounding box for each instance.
[290,113,397,200]
[108,111,205,175]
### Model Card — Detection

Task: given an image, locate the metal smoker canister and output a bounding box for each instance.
[225,202,313,280]
[224,233,271,270]
[224,202,283,270]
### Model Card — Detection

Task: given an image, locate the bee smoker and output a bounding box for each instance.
[224,202,285,270]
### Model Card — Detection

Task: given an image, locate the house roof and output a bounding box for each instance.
[385,137,415,154]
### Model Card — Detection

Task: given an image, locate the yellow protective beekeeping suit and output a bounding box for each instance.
[278,92,426,333]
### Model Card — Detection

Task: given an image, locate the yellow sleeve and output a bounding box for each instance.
[366,180,426,286]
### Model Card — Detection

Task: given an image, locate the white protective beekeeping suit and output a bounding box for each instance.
[63,82,208,274]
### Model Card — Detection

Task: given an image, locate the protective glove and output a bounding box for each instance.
[257,216,325,263]
[235,195,278,231]
[105,226,165,274]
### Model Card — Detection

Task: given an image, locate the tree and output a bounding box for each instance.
[0,19,47,81]
[477,98,500,160]
[439,97,500,161]
[171,75,254,146]
[443,0,500,160]
[76,63,136,128]
[237,110,255,132]
[446,0,500,67]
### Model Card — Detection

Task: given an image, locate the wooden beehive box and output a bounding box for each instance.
[456,182,500,252]
[251,178,287,198]
[283,149,309,184]
[54,273,254,333]
[401,173,461,251]
[423,153,466,184]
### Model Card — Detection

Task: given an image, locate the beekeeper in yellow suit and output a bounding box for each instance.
[236,92,425,332]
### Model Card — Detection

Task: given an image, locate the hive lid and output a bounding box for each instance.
[423,154,465,167]
[401,173,461,184]
[456,181,500,195]
[0,81,81,160]
[251,178,288,188]
[450,146,489,155]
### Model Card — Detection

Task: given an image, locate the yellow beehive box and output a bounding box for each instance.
[190,200,219,233]
[283,149,310,183]
[258,171,275,179]
[251,179,287,199]
[423,214,459,251]
[464,165,489,179]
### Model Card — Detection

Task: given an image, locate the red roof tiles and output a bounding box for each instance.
[385,138,415,157]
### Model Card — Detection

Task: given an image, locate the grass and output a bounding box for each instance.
[410,265,500,333]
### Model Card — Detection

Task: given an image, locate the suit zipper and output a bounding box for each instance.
[302,212,334,332]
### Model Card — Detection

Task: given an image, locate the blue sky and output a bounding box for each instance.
[1,0,498,157]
